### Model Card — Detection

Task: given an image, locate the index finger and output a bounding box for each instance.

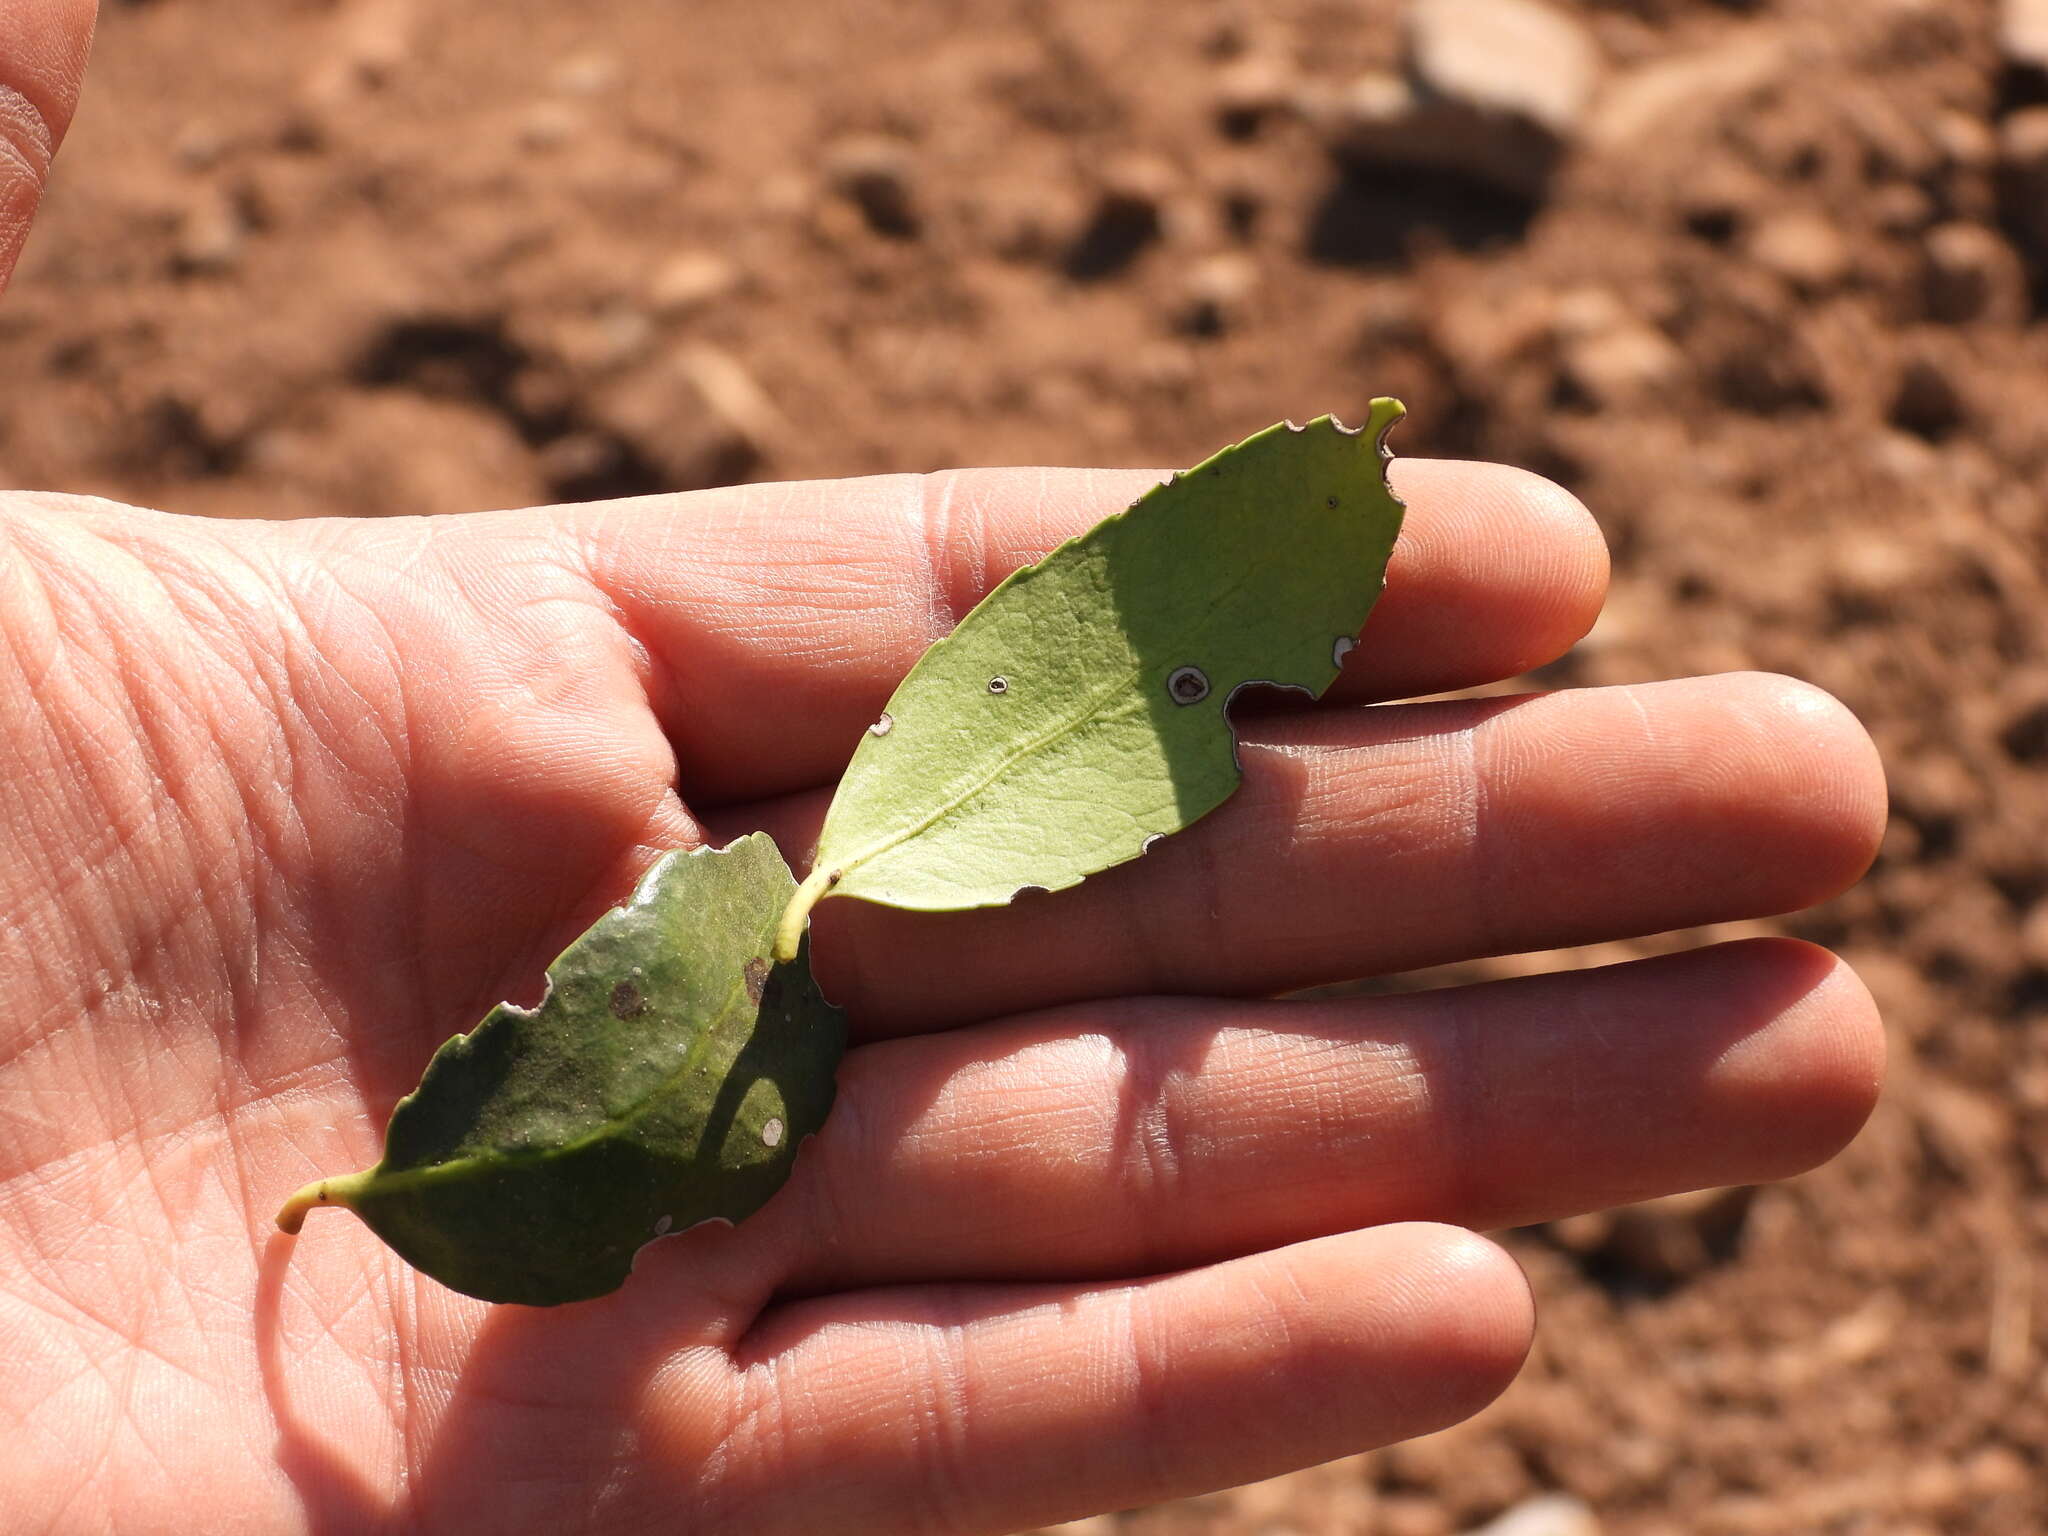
[571,456,1607,803]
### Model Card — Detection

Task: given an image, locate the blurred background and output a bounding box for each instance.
[3,0,2044,1530]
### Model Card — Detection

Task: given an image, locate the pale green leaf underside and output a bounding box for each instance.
[278,832,845,1306]
[789,403,1406,937]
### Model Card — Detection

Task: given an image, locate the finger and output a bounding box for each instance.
[723,671,1886,1033]
[0,0,96,295]
[568,457,1605,801]
[700,1225,1529,1535]
[760,939,1879,1293]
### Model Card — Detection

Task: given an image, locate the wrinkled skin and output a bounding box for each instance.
[1,12,1886,1535]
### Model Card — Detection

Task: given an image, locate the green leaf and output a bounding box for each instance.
[278,833,846,1306]
[775,402,1407,959]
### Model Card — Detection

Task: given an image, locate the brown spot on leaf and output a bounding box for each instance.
[744,957,770,1005]
[609,980,646,1019]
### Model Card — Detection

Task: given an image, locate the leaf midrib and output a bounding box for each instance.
[825,650,1157,889]
[825,545,1301,891]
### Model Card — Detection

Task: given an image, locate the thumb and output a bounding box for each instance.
[1,0,97,298]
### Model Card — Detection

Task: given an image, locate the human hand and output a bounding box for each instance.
[0,459,1884,1534]
[0,12,1884,1532]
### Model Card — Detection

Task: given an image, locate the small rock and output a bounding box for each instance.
[1546,1211,1617,1252]
[1889,353,1967,443]
[1915,1076,2010,1180]
[1380,1493,1454,1536]
[544,302,654,372]
[551,50,621,98]
[1319,0,1600,197]
[1997,107,2048,263]
[1463,1494,1601,1536]
[1900,1458,1966,1515]
[1931,108,1997,172]
[2000,0,2048,79]
[304,0,415,103]
[1176,252,1258,337]
[1923,221,2028,325]
[172,126,227,173]
[1559,321,1683,409]
[1571,1188,1756,1283]
[1410,0,1599,138]
[1747,210,1852,294]
[172,192,245,276]
[518,101,581,152]
[584,346,774,493]
[1674,162,1767,245]
[823,135,920,241]
[1213,53,1295,140]
[1587,33,1782,151]
[679,343,789,451]
[647,250,741,317]
[2021,898,2048,967]
[1870,183,1935,236]
[1062,157,1175,281]
[1963,1443,2035,1499]
[2002,694,2048,765]
[1130,341,1196,393]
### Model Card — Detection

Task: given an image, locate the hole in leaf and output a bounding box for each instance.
[1168,666,1211,704]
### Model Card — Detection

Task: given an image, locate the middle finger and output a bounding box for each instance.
[717,671,1884,1035]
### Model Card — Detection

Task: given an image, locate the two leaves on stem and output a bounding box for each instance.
[277,404,1409,1304]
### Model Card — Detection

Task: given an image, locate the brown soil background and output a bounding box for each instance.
[4,1,2046,1531]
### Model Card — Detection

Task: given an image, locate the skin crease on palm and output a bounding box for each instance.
[0,10,1889,1536]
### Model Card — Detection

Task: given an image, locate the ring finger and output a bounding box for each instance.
[733,936,1884,1295]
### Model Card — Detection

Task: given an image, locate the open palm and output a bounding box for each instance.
[1,11,1883,1531]
[0,466,1885,1535]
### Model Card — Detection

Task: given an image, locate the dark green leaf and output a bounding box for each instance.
[278,833,845,1306]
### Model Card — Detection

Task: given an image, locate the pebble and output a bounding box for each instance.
[647,250,741,317]
[583,345,779,492]
[1560,322,1683,408]
[1997,108,2048,264]
[518,101,581,152]
[1588,34,1783,150]
[822,135,921,241]
[1409,0,1599,138]
[1316,0,1601,196]
[1062,156,1176,281]
[1213,53,1295,140]
[1176,252,1258,337]
[1463,1494,1601,1536]
[551,50,621,98]
[2022,898,2048,968]
[1747,210,1852,294]
[172,192,245,276]
[1922,221,2027,326]
[172,126,227,173]
[1890,353,1967,443]
[1963,1442,2036,1499]
[1380,1493,1454,1536]
[2000,0,2048,77]
[676,342,791,452]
